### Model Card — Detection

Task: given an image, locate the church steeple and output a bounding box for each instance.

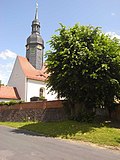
[26,0,44,70]
[32,0,40,34]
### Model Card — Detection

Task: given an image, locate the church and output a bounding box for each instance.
[0,2,57,102]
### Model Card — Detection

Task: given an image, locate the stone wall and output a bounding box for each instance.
[0,100,67,122]
[0,100,119,122]
[95,105,120,121]
[111,105,120,121]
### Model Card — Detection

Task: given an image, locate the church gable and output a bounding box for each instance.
[8,56,26,101]
[17,56,48,81]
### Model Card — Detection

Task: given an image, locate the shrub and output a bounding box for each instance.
[75,111,96,123]
[0,101,5,106]
[0,100,23,106]
[39,96,45,100]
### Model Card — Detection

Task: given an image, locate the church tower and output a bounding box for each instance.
[26,1,44,70]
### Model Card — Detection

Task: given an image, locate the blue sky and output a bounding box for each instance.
[0,0,120,84]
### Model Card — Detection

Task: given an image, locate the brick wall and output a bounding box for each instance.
[0,100,67,122]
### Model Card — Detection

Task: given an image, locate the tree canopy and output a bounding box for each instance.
[45,23,120,118]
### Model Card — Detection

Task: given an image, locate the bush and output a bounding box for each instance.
[0,100,23,106]
[0,101,5,106]
[39,96,45,100]
[75,111,95,123]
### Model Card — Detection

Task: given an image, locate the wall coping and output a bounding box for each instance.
[0,100,64,110]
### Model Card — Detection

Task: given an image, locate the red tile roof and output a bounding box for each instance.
[17,56,48,81]
[0,86,20,100]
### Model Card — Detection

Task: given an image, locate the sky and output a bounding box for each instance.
[0,0,120,84]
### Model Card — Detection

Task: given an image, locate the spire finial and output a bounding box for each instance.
[35,0,38,20]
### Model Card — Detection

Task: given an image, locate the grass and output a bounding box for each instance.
[0,120,120,147]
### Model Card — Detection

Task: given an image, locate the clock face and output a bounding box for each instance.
[37,45,42,50]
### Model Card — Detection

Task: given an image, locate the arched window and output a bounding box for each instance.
[39,87,45,98]
[40,88,43,97]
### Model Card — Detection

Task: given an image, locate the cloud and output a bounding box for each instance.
[0,72,7,83]
[106,32,120,40]
[0,63,14,73]
[0,62,15,85]
[0,70,8,85]
[0,49,17,84]
[0,49,17,60]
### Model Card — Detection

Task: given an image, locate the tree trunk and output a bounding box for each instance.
[108,107,112,119]
[69,100,75,119]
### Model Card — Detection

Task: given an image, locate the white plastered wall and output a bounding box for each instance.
[8,57,26,101]
[26,79,58,102]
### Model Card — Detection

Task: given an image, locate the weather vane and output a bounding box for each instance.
[36,0,38,9]
[35,0,38,19]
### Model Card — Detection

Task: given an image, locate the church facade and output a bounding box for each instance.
[7,2,57,102]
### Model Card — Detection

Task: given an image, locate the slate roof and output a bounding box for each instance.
[17,56,48,81]
[0,86,20,100]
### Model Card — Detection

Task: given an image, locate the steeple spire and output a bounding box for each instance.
[26,0,44,70]
[31,0,40,34]
[35,0,38,20]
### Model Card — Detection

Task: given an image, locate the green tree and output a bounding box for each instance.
[45,23,120,119]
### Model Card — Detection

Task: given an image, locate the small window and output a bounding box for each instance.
[40,88,44,97]
[39,87,45,98]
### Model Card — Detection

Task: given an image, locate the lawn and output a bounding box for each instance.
[0,121,120,147]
